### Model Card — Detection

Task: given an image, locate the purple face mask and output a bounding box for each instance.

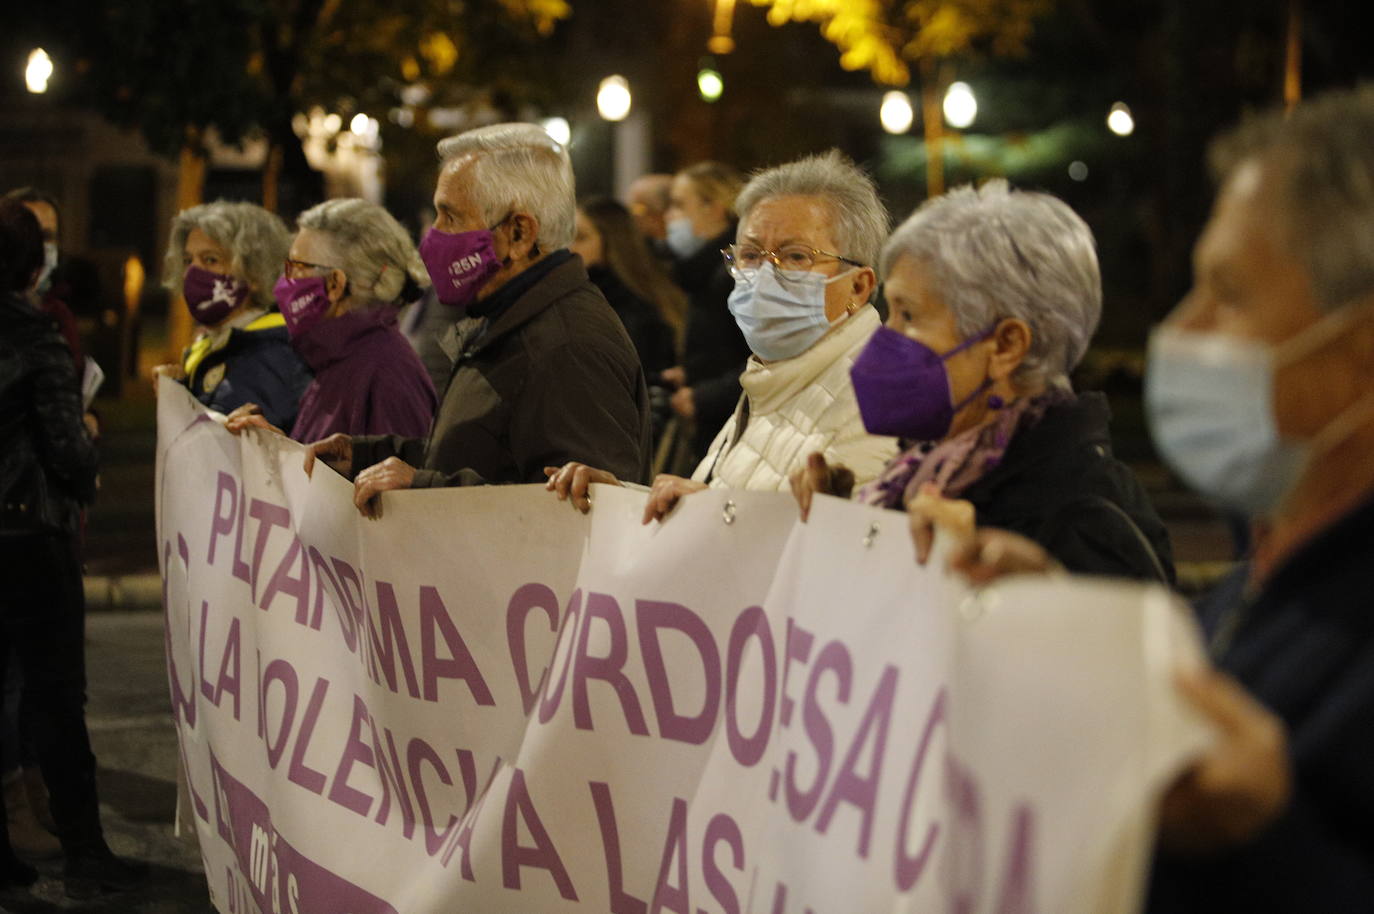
[850,324,998,441]
[419,225,503,307]
[273,275,332,338]
[183,265,250,326]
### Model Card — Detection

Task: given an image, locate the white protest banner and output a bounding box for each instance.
[156,380,1209,914]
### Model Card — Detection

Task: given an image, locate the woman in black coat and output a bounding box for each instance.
[0,200,143,896]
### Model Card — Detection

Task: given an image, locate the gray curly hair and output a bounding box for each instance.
[296,198,428,307]
[163,201,290,309]
[1209,83,1374,312]
[881,180,1101,389]
[436,122,576,249]
[735,150,890,270]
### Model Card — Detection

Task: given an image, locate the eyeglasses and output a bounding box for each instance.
[721,243,864,282]
[282,258,340,279]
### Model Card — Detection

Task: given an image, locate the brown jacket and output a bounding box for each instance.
[351,254,651,487]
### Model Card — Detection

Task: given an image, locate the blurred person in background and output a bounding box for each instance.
[305,123,651,515]
[154,201,311,430]
[626,172,673,247]
[225,198,436,441]
[662,161,753,462]
[0,200,144,898]
[792,180,1174,582]
[547,151,897,518]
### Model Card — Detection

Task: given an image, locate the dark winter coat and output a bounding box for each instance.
[962,392,1175,582]
[0,292,98,535]
[181,312,312,432]
[350,252,652,487]
[586,264,676,378]
[1148,492,1374,912]
[289,308,437,443]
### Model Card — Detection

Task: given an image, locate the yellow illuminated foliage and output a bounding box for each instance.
[749,0,1051,85]
[498,0,572,36]
[419,31,459,75]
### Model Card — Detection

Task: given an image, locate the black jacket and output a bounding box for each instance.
[0,292,98,534]
[674,227,751,456]
[1148,493,1374,912]
[586,264,676,378]
[352,254,652,487]
[961,392,1174,582]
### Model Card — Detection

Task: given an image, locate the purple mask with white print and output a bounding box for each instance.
[183,265,250,325]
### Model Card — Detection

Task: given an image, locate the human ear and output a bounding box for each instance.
[849,267,877,307]
[987,318,1032,382]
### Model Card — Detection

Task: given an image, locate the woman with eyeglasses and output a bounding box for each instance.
[226,198,436,442]
[792,181,1174,581]
[545,151,898,520]
[155,201,311,430]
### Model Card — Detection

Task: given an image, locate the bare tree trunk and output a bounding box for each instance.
[920,57,945,199]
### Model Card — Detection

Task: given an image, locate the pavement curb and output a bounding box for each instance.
[83,572,163,612]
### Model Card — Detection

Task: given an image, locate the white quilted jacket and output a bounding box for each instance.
[691,305,898,492]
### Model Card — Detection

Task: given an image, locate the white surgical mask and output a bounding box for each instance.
[665,217,706,261]
[727,264,854,362]
[1145,303,1374,516]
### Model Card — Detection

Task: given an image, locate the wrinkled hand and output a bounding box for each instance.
[945,528,1062,585]
[543,462,622,513]
[670,387,696,420]
[152,362,184,395]
[642,474,708,525]
[224,403,283,437]
[302,433,353,479]
[82,411,100,440]
[352,458,416,519]
[1159,669,1291,854]
[907,483,976,565]
[788,452,855,522]
[660,366,686,389]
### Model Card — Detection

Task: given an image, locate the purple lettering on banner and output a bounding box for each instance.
[247,499,291,601]
[455,748,478,812]
[506,583,561,715]
[214,616,243,721]
[231,488,251,584]
[571,592,649,735]
[419,585,494,705]
[948,756,985,914]
[368,720,417,840]
[407,738,459,856]
[259,535,311,625]
[588,781,648,914]
[993,804,1037,914]
[814,663,899,858]
[368,581,422,699]
[648,797,691,914]
[636,600,721,745]
[894,688,946,891]
[724,606,777,767]
[702,813,745,914]
[328,694,377,816]
[260,659,299,770]
[198,600,217,704]
[162,535,208,820]
[770,881,788,914]
[207,472,238,565]
[787,641,851,823]
[537,589,583,725]
[310,548,356,651]
[286,676,330,795]
[444,757,502,879]
[501,768,579,900]
[779,618,815,728]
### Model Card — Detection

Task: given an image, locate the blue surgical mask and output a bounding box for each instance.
[665,217,707,261]
[1145,303,1373,516]
[728,264,854,362]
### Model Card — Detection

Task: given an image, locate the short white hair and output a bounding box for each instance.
[436,123,576,249]
[881,180,1101,388]
[296,198,428,307]
[735,150,889,269]
[164,201,290,308]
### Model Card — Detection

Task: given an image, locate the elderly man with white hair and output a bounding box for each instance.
[545,150,899,519]
[305,123,652,514]
[793,179,1174,581]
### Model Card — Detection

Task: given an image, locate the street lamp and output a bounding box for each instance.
[698,68,724,103]
[25,48,53,94]
[880,91,914,134]
[597,75,632,122]
[1107,102,1135,137]
[943,81,977,129]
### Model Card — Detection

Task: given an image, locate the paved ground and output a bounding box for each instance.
[0,613,214,914]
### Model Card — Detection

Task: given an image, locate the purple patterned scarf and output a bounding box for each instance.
[856,390,1070,509]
